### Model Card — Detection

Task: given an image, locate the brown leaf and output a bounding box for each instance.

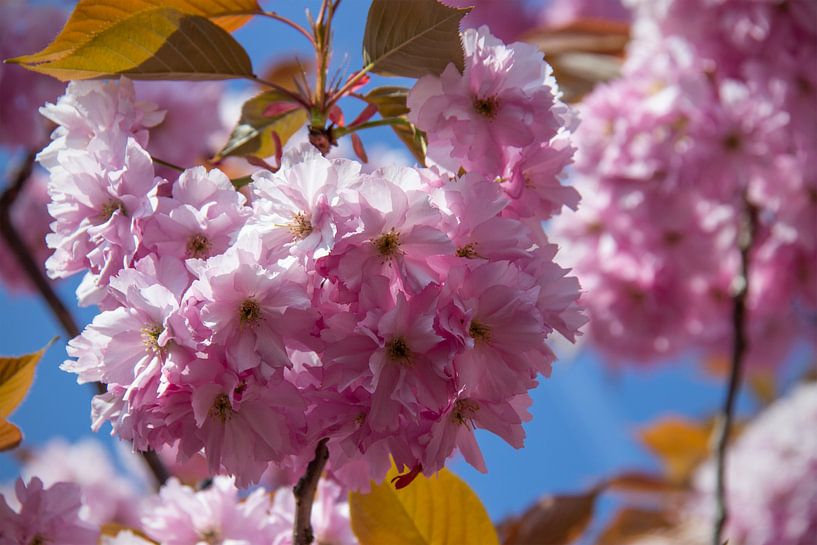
[363,0,471,78]
[606,471,686,495]
[500,488,601,545]
[639,417,712,485]
[521,18,630,103]
[597,508,675,545]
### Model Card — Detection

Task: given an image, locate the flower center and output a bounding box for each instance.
[723,132,742,151]
[186,233,212,259]
[141,323,164,352]
[373,229,401,258]
[210,394,233,423]
[473,95,500,119]
[28,535,46,545]
[456,243,478,258]
[200,529,220,544]
[469,320,491,344]
[238,298,262,324]
[288,211,313,240]
[99,199,126,221]
[385,336,412,365]
[451,398,480,426]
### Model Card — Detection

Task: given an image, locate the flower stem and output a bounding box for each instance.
[333,116,410,138]
[712,194,757,545]
[293,438,330,545]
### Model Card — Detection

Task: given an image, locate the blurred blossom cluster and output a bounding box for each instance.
[555,0,817,366]
[0,439,357,545]
[692,382,817,545]
[42,25,583,490]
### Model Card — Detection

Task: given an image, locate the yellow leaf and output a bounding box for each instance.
[215,91,307,159]
[11,0,258,67]
[0,339,54,418]
[639,416,712,484]
[349,465,498,545]
[0,340,54,452]
[0,421,22,452]
[9,8,253,82]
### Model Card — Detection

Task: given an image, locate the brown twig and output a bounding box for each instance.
[0,152,80,339]
[0,152,170,489]
[712,195,757,545]
[293,438,330,545]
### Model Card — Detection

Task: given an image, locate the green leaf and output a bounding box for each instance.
[362,0,471,78]
[364,86,427,165]
[0,339,55,451]
[8,7,253,81]
[349,464,498,545]
[215,91,307,160]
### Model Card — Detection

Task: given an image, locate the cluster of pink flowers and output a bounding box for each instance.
[0,439,357,545]
[47,26,582,489]
[555,0,817,366]
[693,383,817,545]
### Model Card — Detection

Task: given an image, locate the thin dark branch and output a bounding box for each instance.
[712,195,757,545]
[0,152,170,490]
[0,152,79,339]
[293,438,330,545]
[151,156,186,172]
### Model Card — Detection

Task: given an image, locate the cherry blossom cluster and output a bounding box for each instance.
[555,0,817,366]
[0,439,357,545]
[45,26,582,489]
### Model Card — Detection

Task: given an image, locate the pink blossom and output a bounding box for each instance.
[246,144,361,263]
[408,26,563,177]
[141,476,278,545]
[184,245,316,376]
[0,1,66,149]
[15,438,140,527]
[0,477,97,545]
[135,81,227,171]
[270,478,358,545]
[141,166,250,261]
[319,171,453,296]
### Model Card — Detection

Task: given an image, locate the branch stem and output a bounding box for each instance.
[259,11,315,46]
[328,63,374,108]
[292,438,330,545]
[334,116,410,137]
[712,195,757,545]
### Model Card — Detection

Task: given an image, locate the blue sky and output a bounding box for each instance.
[0,0,797,533]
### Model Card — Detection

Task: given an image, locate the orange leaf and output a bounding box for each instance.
[0,420,22,452]
[639,416,712,484]
[597,508,675,545]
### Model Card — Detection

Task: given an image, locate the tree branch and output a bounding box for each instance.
[712,195,757,545]
[293,438,330,545]
[0,152,170,490]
